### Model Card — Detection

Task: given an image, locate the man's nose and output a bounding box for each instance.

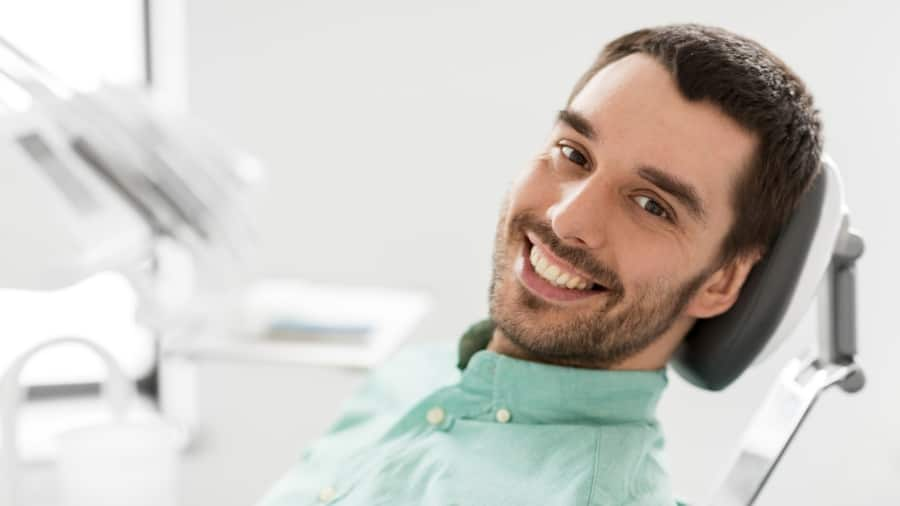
[546,179,612,250]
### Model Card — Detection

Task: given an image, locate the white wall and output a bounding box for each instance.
[181,1,900,504]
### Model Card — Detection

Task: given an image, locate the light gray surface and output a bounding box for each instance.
[178,360,367,506]
[179,1,900,504]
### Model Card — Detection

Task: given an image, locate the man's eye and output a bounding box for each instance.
[559,144,589,168]
[633,195,671,220]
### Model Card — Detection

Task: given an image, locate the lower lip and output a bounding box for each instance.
[514,239,606,304]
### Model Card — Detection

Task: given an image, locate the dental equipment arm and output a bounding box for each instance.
[0,34,261,320]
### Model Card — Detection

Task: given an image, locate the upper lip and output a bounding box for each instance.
[525,231,604,288]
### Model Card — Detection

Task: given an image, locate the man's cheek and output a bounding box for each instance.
[614,251,667,292]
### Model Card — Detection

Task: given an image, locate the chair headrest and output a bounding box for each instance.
[672,157,847,390]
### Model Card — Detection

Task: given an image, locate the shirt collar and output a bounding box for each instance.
[456,320,667,425]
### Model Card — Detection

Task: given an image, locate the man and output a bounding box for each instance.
[258,24,821,505]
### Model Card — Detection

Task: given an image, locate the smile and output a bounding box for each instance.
[514,233,608,304]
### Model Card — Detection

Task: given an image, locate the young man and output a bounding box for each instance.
[258,24,822,505]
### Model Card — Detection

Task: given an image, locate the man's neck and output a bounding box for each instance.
[487,319,693,370]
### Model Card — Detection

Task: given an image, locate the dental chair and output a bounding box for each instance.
[672,157,864,505]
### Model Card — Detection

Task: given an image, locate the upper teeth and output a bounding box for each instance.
[529,246,593,290]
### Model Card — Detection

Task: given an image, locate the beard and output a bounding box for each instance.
[488,200,712,368]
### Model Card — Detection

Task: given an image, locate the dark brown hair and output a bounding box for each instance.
[569,24,822,264]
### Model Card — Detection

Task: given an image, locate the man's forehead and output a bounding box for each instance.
[567,53,758,218]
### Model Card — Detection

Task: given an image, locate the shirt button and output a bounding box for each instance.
[318,485,337,503]
[495,408,512,423]
[426,407,446,425]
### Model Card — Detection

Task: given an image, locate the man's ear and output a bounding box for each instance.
[685,250,762,319]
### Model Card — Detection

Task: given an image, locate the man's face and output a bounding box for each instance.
[489,53,758,368]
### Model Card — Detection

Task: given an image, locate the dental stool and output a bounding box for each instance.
[672,157,864,505]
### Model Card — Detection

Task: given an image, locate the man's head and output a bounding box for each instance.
[487,24,822,370]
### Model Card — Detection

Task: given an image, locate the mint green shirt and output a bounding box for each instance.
[258,324,676,506]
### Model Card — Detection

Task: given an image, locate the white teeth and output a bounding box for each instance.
[528,245,592,290]
[545,265,561,279]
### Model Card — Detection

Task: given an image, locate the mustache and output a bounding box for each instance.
[511,212,623,293]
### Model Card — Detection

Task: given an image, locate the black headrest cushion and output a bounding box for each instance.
[672,170,826,390]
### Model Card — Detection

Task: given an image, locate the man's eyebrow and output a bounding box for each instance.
[637,166,707,223]
[557,109,596,140]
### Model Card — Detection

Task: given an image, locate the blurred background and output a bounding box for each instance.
[0,0,898,505]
